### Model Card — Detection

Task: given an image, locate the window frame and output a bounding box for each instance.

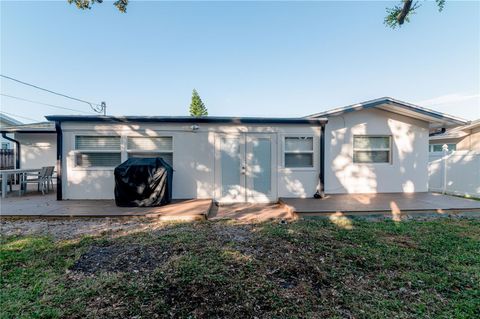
[72,135,122,169]
[429,143,456,153]
[353,135,392,164]
[283,135,315,170]
[126,135,174,167]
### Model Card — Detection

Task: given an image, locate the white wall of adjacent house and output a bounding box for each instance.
[60,122,322,201]
[14,133,57,169]
[324,108,430,194]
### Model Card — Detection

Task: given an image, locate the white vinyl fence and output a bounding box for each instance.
[428,150,480,197]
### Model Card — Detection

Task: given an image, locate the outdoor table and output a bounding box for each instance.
[0,168,42,198]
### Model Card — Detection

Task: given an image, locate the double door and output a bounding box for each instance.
[215,133,276,203]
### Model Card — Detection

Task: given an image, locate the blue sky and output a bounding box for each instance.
[1,0,479,123]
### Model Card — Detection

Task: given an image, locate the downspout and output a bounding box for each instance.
[55,121,63,200]
[314,122,327,199]
[1,133,20,169]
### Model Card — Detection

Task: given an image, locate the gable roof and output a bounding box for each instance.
[306,97,468,129]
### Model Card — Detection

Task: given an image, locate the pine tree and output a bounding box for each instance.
[189,89,208,117]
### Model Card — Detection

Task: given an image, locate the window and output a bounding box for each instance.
[429,144,456,152]
[74,136,121,168]
[353,136,391,163]
[127,136,173,166]
[1,143,9,149]
[284,136,314,168]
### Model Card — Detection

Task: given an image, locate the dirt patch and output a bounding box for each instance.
[212,223,254,243]
[381,234,418,248]
[71,242,172,274]
[0,217,170,241]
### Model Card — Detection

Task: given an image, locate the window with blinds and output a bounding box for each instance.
[284,136,314,168]
[75,136,121,150]
[127,136,173,166]
[74,136,121,168]
[353,136,391,163]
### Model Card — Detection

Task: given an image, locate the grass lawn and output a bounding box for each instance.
[1,218,479,318]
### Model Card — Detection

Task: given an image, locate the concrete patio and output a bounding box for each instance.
[0,191,212,221]
[280,192,480,218]
[2,188,479,222]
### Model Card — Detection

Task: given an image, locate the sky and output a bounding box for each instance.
[1,0,479,123]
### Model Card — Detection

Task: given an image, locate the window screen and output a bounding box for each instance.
[353,136,391,163]
[284,137,314,168]
[127,137,172,151]
[76,152,121,168]
[75,136,120,150]
[429,144,456,152]
[127,136,173,167]
[74,136,121,168]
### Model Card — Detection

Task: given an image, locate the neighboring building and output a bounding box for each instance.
[428,119,479,197]
[429,119,480,153]
[0,122,57,169]
[0,113,22,149]
[46,97,467,202]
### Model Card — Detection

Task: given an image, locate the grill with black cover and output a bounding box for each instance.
[114,157,173,207]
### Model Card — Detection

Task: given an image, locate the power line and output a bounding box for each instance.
[0,74,106,114]
[0,93,94,115]
[0,110,41,123]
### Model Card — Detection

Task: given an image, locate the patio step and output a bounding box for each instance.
[279,194,480,218]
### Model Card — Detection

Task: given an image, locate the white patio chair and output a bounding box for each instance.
[0,174,14,195]
[45,166,55,192]
[21,167,50,195]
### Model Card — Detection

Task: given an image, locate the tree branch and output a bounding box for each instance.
[396,0,413,25]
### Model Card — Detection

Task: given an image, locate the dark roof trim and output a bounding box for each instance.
[45,115,328,125]
[0,130,56,134]
[307,97,468,126]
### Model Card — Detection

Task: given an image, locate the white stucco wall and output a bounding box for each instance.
[60,122,321,200]
[15,133,57,169]
[324,108,430,194]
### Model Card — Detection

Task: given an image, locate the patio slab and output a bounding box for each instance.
[0,193,212,221]
[280,192,480,217]
[209,203,293,222]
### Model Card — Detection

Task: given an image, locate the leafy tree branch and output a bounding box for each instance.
[385,0,445,28]
[67,0,128,13]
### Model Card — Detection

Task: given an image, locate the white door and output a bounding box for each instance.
[215,135,246,203]
[245,134,276,203]
[215,133,276,203]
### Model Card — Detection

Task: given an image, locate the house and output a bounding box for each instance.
[0,113,22,150]
[0,122,57,170]
[429,119,480,153]
[45,97,467,202]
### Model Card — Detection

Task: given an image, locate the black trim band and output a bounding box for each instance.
[55,121,63,200]
[45,115,328,125]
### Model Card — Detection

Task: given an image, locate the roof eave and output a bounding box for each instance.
[44,115,328,125]
[307,97,468,127]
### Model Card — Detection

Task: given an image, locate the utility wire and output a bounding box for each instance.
[0,74,106,114]
[0,93,94,115]
[0,110,41,123]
